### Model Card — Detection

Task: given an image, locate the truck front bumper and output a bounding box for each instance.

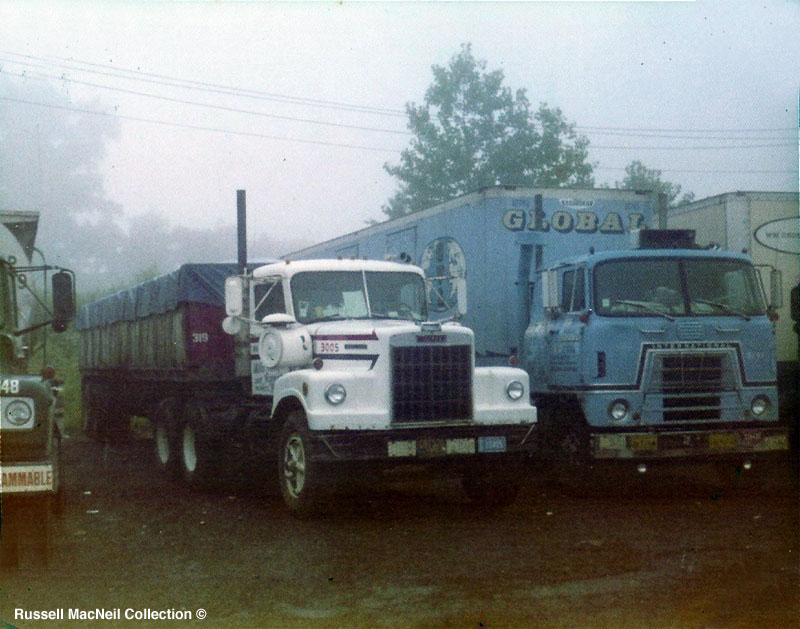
[308,422,535,463]
[591,426,789,460]
[0,461,55,494]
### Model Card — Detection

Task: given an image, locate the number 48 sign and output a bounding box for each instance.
[1,379,20,394]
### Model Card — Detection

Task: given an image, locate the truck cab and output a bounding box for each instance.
[1,212,75,565]
[224,259,536,514]
[524,231,788,468]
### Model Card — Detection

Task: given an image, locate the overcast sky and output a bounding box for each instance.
[1,0,798,259]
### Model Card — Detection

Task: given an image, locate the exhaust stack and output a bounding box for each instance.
[237,189,247,273]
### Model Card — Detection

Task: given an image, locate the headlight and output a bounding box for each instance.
[609,399,630,422]
[506,380,525,401]
[324,383,347,406]
[750,396,770,416]
[4,398,34,428]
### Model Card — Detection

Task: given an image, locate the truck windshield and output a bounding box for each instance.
[291,271,427,324]
[594,258,766,318]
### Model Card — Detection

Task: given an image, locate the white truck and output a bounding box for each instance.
[222,258,537,514]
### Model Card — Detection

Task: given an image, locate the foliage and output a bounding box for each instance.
[383,44,594,219]
[615,160,695,207]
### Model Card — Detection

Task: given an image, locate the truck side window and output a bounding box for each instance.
[254,280,286,320]
[561,268,585,312]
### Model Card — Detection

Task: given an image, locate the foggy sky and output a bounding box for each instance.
[0,0,798,289]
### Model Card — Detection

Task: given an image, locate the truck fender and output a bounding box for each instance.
[271,383,309,426]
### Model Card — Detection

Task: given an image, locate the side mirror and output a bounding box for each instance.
[225,276,244,317]
[51,271,75,332]
[541,270,560,309]
[454,278,467,317]
[770,269,783,309]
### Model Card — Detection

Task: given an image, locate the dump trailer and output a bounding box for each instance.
[289,186,789,475]
[79,260,536,514]
[0,210,76,567]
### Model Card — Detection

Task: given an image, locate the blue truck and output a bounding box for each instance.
[290,186,789,473]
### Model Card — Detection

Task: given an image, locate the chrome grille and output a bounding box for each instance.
[391,345,472,423]
[661,354,724,392]
[653,353,729,421]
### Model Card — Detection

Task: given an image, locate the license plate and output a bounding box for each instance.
[628,434,658,452]
[417,438,447,458]
[478,436,507,453]
[708,432,736,450]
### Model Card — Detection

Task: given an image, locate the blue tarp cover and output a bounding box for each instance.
[77,263,269,329]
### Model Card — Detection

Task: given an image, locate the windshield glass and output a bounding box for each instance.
[291,271,426,324]
[594,258,765,317]
[365,271,427,322]
[685,259,765,316]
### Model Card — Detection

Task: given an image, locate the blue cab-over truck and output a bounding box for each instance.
[290,186,789,473]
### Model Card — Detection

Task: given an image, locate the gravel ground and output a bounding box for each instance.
[1,435,798,628]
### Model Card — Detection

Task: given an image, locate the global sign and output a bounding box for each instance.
[753,217,799,255]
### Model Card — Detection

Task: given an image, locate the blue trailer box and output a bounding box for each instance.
[290,186,660,365]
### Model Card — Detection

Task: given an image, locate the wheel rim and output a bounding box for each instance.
[282,433,306,498]
[182,425,197,473]
[155,424,171,465]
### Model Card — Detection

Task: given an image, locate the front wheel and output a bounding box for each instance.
[278,412,323,516]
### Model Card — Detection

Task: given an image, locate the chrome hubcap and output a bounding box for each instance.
[283,434,306,498]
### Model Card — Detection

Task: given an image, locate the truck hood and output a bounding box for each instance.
[309,319,471,341]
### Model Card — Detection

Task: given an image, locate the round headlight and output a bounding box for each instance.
[325,383,347,406]
[506,380,525,401]
[750,396,770,416]
[609,399,630,422]
[6,399,33,426]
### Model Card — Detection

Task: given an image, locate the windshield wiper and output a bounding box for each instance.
[368,313,422,321]
[308,313,348,323]
[693,299,751,321]
[613,299,675,321]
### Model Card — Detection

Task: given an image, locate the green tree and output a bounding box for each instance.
[383,44,594,219]
[616,160,695,206]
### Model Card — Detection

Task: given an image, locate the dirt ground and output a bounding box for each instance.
[1,435,798,628]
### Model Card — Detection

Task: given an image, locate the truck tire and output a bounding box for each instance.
[53,436,66,515]
[30,496,52,566]
[0,512,20,570]
[461,458,522,509]
[153,398,179,476]
[179,402,218,487]
[278,411,323,516]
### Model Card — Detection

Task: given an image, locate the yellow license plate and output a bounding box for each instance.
[629,434,658,452]
[708,432,736,450]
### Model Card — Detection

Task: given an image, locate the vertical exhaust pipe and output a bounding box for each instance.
[237,189,247,273]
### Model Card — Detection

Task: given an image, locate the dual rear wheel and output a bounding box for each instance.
[152,399,217,486]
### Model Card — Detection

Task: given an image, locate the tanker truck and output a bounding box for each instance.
[0,210,76,567]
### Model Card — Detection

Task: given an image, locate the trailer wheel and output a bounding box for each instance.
[179,403,218,487]
[153,398,179,476]
[462,458,522,509]
[278,411,323,516]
